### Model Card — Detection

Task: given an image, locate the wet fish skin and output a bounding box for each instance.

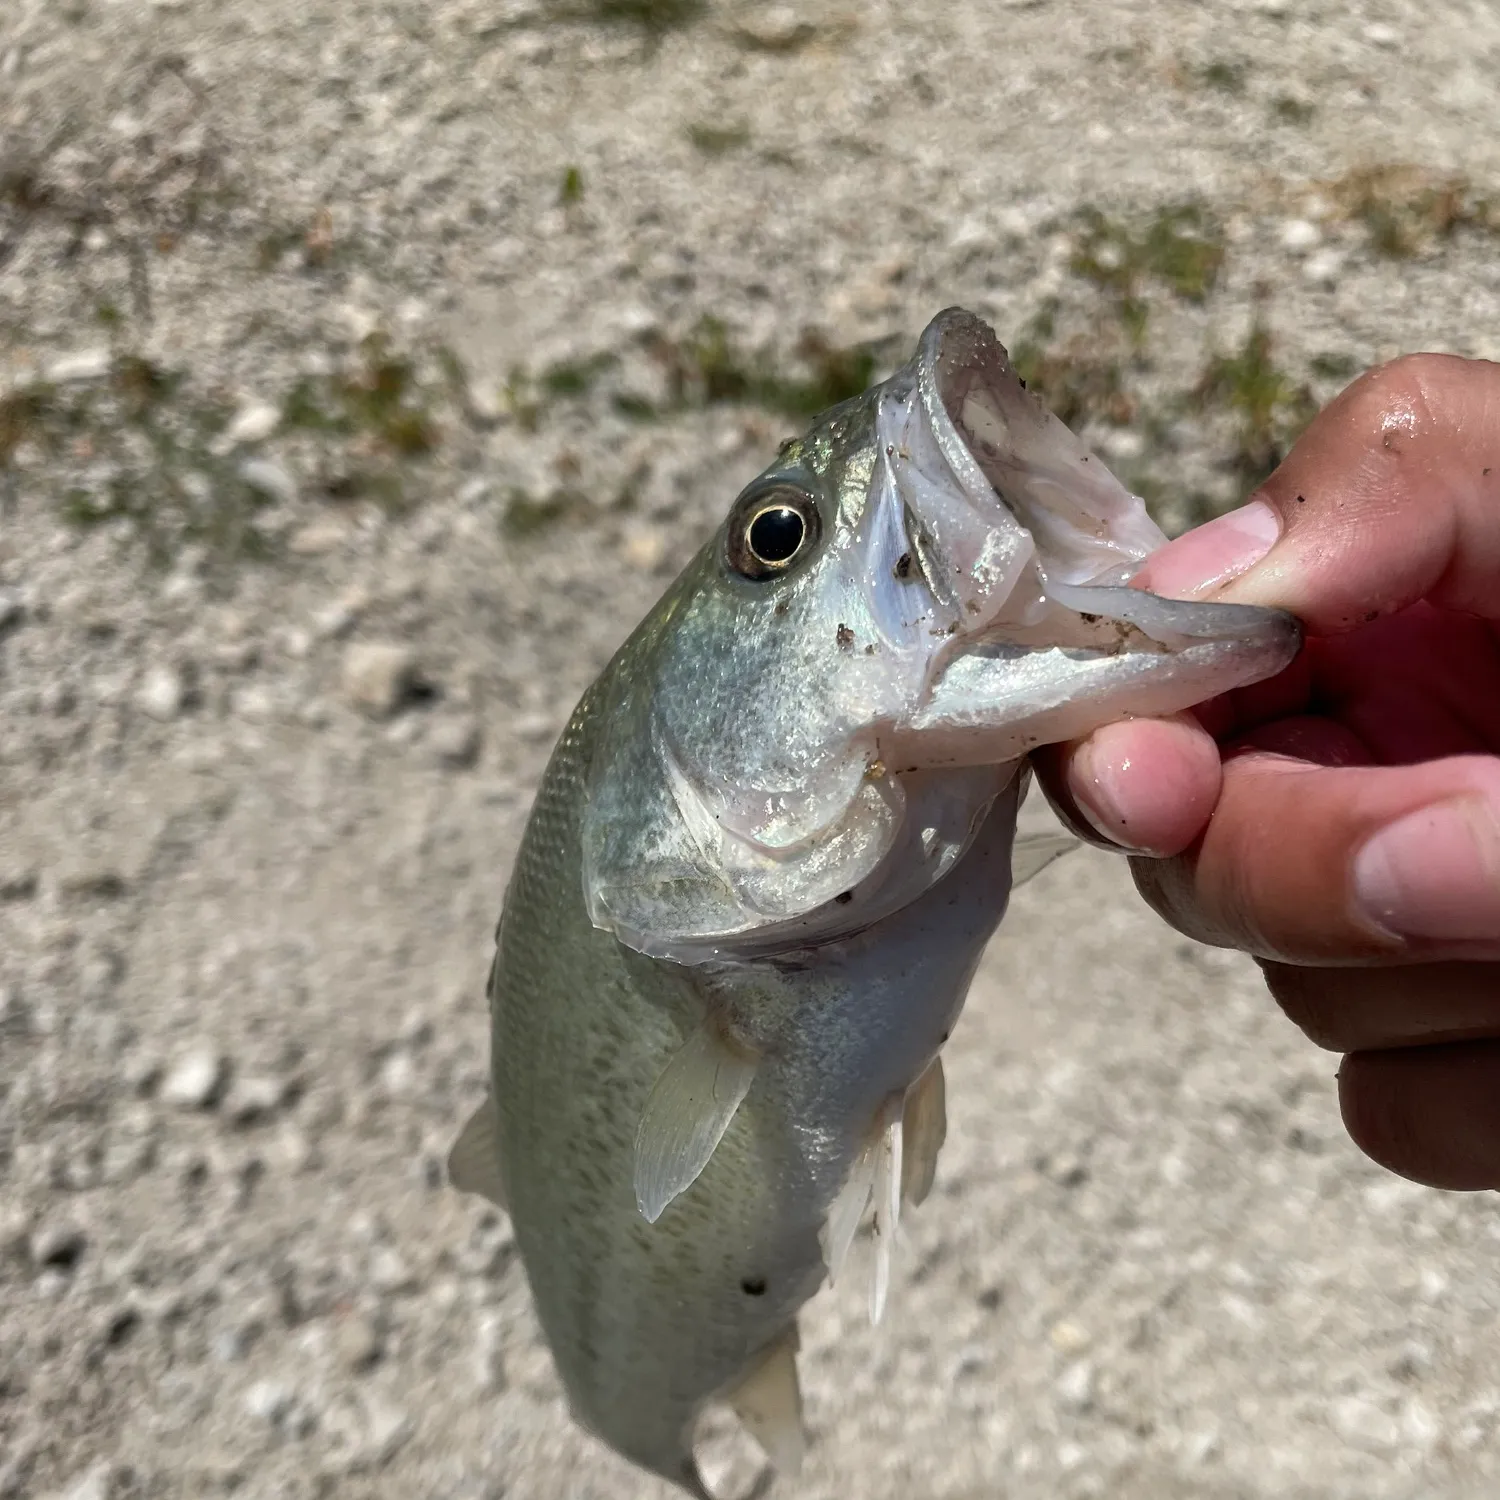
[453,309,1302,1494]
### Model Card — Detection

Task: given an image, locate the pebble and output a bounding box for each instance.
[369,1246,415,1295]
[473,1312,506,1392]
[1331,1395,1402,1453]
[136,664,186,722]
[429,714,481,768]
[0,589,21,632]
[1054,1359,1095,1412]
[45,349,112,383]
[0,865,38,901]
[314,590,369,640]
[337,1312,384,1372]
[30,1220,87,1270]
[619,528,667,571]
[1303,249,1344,287]
[238,458,298,506]
[342,642,420,718]
[244,1378,299,1427]
[1365,21,1398,47]
[224,1075,286,1126]
[288,520,351,556]
[1279,218,1322,252]
[54,1463,111,1500]
[160,1047,225,1110]
[220,399,281,448]
[733,4,815,49]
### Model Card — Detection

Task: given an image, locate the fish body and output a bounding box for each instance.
[451,310,1301,1493]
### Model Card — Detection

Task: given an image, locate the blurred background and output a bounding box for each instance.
[3,1,1500,1497]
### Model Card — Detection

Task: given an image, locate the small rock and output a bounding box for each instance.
[1054,1359,1094,1412]
[619,528,667,571]
[221,400,280,448]
[238,458,298,506]
[136,664,186,722]
[1364,21,1398,47]
[1303,249,1344,287]
[342,642,419,718]
[56,1463,111,1500]
[337,1313,383,1372]
[0,589,21,632]
[1403,1396,1441,1449]
[161,1047,225,1109]
[231,684,276,720]
[45,349,112,383]
[288,520,350,556]
[363,1397,412,1464]
[225,1075,286,1126]
[369,1246,414,1294]
[1332,1395,1401,1453]
[313,591,367,639]
[513,711,557,743]
[244,1378,296,1425]
[733,3,815,50]
[429,714,481,768]
[473,1311,506,1391]
[30,1220,86,1270]
[1279,218,1322,252]
[56,861,129,901]
[0,865,37,901]
[1049,1321,1090,1354]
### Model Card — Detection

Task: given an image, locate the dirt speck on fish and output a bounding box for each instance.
[449,309,1301,1495]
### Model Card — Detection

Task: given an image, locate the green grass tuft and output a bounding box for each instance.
[1193,318,1317,485]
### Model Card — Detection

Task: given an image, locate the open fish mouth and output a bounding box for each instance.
[872,308,1301,769]
[578,307,1301,962]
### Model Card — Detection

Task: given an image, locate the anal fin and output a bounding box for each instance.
[822,1061,948,1323]
[635,1017,758,1225]
[900,1055,947,1209]
[728,1328,805,1476]
[870,1093,904,1326]
[820,1133,877,1285]
[448,1095,508,1210]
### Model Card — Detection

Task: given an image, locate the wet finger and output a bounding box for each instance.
[1339,1043,1500,1190]
[1034,715,1221,857]
[1130,751,1500,963]
[1136,353,1500,630]
[1262,959,1500,1052]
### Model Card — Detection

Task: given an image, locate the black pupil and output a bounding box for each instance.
[747,506,805,565]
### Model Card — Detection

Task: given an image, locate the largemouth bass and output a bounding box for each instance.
[450,308,1300,1495]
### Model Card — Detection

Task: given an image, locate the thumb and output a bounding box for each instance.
[1135,353,1500,633]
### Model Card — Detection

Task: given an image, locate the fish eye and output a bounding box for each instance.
[725,485,822,581]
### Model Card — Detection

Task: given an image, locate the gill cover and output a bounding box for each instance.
[581,309,1300,961]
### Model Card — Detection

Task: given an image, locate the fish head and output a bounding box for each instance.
[582,308,1300,961]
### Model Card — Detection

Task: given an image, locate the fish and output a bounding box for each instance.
[449,307,1301,1496]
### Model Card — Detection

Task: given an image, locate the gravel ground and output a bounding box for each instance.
[4,2,1500,1497]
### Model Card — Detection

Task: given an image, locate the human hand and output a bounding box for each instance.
[1034,353,1500,1191]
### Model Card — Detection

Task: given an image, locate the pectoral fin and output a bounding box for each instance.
[728,1328,806,1476]
[635,1018,758,1224]
[449,1095,508,1210]
[1011,828,1078,887]
[900,1055,947,1209]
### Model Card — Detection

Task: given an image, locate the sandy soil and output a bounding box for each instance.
[4,1,1500,1497]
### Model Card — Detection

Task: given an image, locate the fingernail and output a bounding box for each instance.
[1354,798,1500,942]
[1069,739,1154,855]
[1135,498,1281,600]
